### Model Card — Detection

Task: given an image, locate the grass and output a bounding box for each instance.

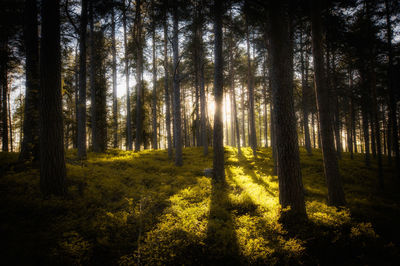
[0,147,399,265]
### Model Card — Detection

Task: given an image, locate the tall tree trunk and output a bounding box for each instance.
[300,27,312,155]
[1,37,8,152]
[262,54,268,148]
[123,1,132,150]
[230,44,241,155]
[39,0,66,196]
[311,0,346,206]
[172,4,182,165]
[246,21,257,156]
[212,0,224,180]
[77,0,88,158]
[8,90,12,152]
[385,0,399,177]
[164,17,172,158]
[20,0,40,161]
[111,4,118,148]
[241,85,246,147]
[91,30,107,153]
[198,22,208,156]
[268,1,306,220]
[135,0,143,152]
[152,26,157,149]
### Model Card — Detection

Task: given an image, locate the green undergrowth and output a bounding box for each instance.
[0,147,399,265]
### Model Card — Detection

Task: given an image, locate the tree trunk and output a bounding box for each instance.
[135,0,143,152]
[1,37,8,152]
[246,21,257,157]
[385,0,399,177]
[310,0,346,206]
[123,1,132,150]
[20,0,40,161]
[172,4,182,165]
[111,4,118,148]
[152,26,157,149]
[212,0,224,180]
[39,0,66,196]
[268,0,306,220]
[300,27,312,155]
[164,17,172,158]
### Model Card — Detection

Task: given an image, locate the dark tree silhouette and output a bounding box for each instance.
[39,0,66,196]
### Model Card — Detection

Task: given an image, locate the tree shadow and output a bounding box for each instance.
[205,176,242,265]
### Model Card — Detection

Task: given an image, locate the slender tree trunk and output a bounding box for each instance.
[230,52,241,155]
[212,0,224,180]
[135,0,143,152]
[163,17,172,158]
[241,85,246,147]
[111,4,118,148]
[246,21,257,156]
[77,0,88,158]
[39,0,66,196]
[262,54,268,148]
[172,4,182,165]
[123,1,132,150]
[8,90,12,152]
[199,25,208,156]
[152,26,157,149]
[20,0,40,161]
[268,1,306,220]
[300,27,312,155]
[1,37,8,152]
[311,0,346,207]
[385,0,399,177]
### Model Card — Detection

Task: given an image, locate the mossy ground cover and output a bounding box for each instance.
[0,147,399,265]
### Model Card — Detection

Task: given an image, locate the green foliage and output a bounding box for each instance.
[0,148,399,265]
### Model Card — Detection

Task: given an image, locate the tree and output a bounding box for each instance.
[163,11,172,158]
[310,0,346,206]
[111,2,118,148]
[135,0,144,152]
[268,0,307,220]
[123,0,132,150]
[19,0,40,162]
[172,3,183,166]
[212,0,224,181]
[77,0,88,159]
[39,0,66,196]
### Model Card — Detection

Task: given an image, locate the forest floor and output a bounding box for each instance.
[0,147,400,265]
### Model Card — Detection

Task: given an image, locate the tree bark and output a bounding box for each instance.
[212,0,224,180]
[20,0,40,161]
[152,25,157,149]
[1,37,8,152]
[268,0,306,220]
[39,0,66,196]
[300,27,312,155]
[123,1,132,150]
[385,0,399,177]
[135,0,143,152]
[310,0,346,206]
[111,4,118,148]
[163,17,172,158]
[172,4,182,165]
[77,0,88,158]
[246,22,257,156]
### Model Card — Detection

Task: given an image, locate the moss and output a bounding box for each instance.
[0,148,399,265]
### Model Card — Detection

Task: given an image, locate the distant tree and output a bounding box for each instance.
[39,0,66,196]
